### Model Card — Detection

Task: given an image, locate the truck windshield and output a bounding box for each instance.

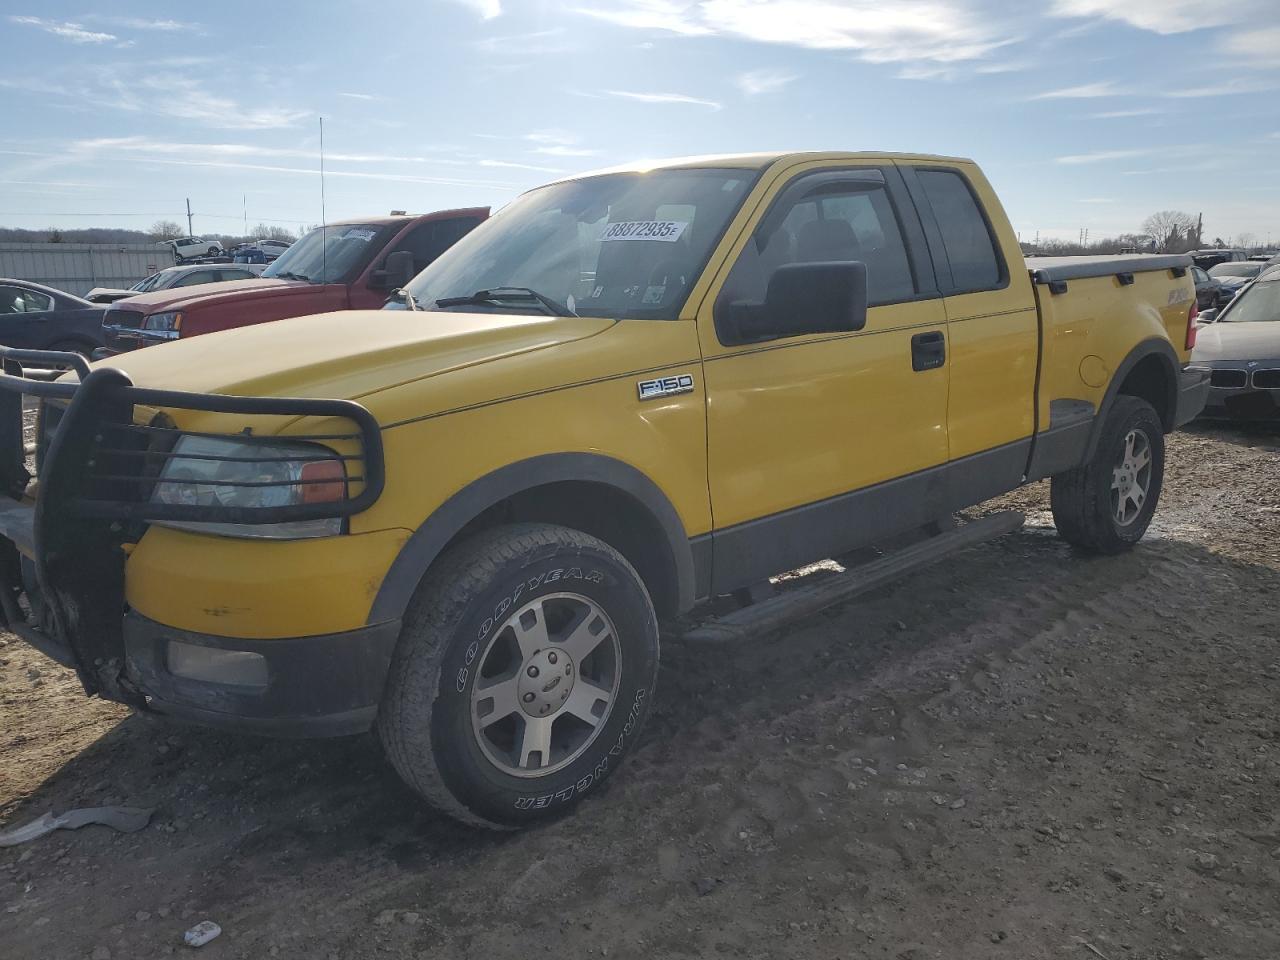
[404,168,755,320]
[262,223,388,285]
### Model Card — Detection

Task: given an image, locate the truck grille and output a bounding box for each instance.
[1210,369,1247,388]
[104,309,144,329]
[1253,369,1280,389]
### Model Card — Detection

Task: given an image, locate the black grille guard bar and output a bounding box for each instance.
[0,346,387,703]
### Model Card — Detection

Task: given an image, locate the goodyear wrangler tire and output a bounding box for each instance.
[1050,395,1165,554]
[377,523,659,829]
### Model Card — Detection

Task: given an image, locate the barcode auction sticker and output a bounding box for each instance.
[599,220,689,243]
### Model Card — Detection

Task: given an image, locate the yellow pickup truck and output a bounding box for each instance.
[0,152,1207,828]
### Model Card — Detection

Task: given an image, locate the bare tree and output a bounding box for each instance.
[1141,211,1196,252]
[1236,232,1257,251]
[148,220,184,241]
[249,223,296,242]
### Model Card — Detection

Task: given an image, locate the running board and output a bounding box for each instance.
[682,510,1025,644]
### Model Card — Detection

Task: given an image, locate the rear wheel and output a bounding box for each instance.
[1050,395,1165,553]
[377,523,659,828]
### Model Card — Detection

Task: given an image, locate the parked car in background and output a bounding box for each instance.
[256,239,291,260]
[1190,249,1246,271]
[1191,265,1232,310]
[102,208,488,353]
[85,263,268,303]
[1207,260,1265,301]
[1192,265,1280,420]
[161,237,224,261]
[1248,253,1274,262]
[230,239,291,264]
[0,278,104,357]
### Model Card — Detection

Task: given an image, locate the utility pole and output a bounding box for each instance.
[243,194,248,237]
[186,198,193,237]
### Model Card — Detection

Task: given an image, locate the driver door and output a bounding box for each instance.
[697,161,949,592]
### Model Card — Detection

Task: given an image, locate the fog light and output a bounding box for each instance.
[167,641,268,688]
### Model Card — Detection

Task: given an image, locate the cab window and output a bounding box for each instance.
[394,217,484,275]
[917,169,1003,293]
[721,172,917,309]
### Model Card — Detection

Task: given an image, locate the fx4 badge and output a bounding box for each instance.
[637,374,694,401]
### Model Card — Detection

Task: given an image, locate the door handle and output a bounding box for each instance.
[911,330,946,372]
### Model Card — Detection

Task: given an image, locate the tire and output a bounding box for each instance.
[207,246,219,257]
[1050,395,1165,554]
[377,522,660,829]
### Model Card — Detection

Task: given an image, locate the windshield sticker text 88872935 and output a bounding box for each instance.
[599,221,689,243]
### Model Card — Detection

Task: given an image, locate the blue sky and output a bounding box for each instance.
[2,0,1278,244]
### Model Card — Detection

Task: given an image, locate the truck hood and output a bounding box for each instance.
[1193,322,1280,362]
[111,277,304,312]
[94,309,615,407]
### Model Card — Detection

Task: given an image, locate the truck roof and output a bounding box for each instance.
[325,207,490,228]
[556,151,974,183]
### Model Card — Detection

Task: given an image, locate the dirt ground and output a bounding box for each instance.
[2,423,1278,960]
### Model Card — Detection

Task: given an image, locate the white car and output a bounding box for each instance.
[161,236,224,261]
[85,262,266,304]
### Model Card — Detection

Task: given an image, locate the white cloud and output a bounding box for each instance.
[601,89,723,109]
[107,17,198,31]
[474,27,571,54]
[519,130,602,158]
[1076,197,1114,203]
[8,16,116,43]
[736,68,797,96]
[1028,81,1119,100]
[1089,107,1165,119]
[1056,149,1150,164]
[447,0,501,19]
[338,92,377,100]
[1217,26,1280,65]
[1164,79,1278,98]
[1048,0,1270,35]
[576,1,1019,65]
[478,159,564,173]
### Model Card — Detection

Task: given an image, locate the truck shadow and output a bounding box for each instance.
[5,530,1278,876]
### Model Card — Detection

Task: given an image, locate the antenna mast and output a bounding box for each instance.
[320,116,328,281]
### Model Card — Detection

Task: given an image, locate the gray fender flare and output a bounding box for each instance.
[1084,337,1180,460]
[367,453,696,625]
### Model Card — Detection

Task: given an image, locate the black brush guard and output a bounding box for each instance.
[0,347,385,705]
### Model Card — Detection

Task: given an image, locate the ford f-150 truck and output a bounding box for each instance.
[100,208,487,353]
[0,152,1208,829]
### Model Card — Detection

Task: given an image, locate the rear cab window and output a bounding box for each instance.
[914,168,1006,293]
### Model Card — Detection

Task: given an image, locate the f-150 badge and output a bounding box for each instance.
[637,374,694,400]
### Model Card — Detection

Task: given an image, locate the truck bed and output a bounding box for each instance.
[1025,253,1191,284]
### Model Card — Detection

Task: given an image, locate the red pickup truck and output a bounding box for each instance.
[100,208,488,353]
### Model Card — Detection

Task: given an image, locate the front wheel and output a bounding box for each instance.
[377,523,659,828]
[1050,395,1165,553]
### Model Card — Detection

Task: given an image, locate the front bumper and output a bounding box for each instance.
[123,611,401,737]
[0,346,388,735]
[1190,360,1280,421]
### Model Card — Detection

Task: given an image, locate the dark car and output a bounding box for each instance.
[1208,260,1266,302]
[1190,248,1246,271]
[1191,265,1233,310]
[0,279,105,358]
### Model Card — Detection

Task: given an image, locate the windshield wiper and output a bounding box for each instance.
[274,270,313,283]
[434,287,576,317]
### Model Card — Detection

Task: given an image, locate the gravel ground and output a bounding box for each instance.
[1,423,1278,960]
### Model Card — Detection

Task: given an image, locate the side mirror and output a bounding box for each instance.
[1198,307,1218,323]
[369,250,415,290]
[716,261,868,346]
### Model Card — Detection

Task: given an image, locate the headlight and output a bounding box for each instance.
[142,311,183,337]
[151,435,347,539]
